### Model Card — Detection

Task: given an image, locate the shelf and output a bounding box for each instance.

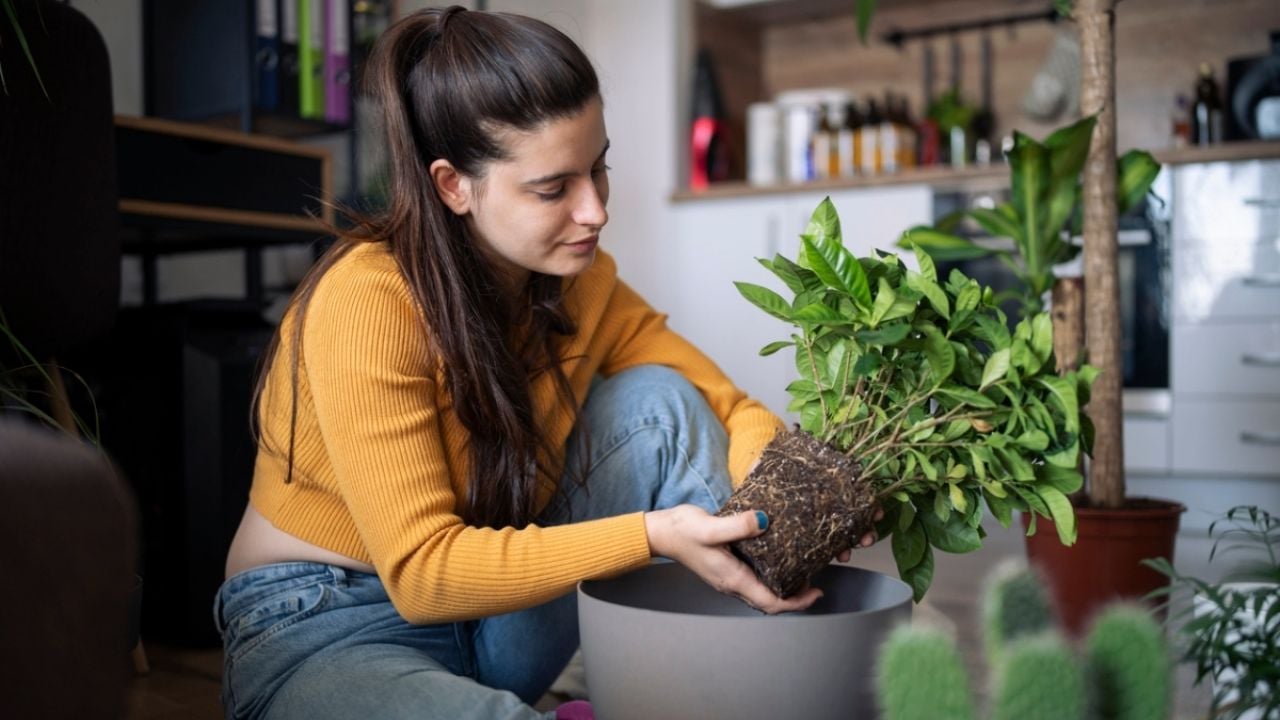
[671,139,1280,203]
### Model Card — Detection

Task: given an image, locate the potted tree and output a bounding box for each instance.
[888,0,1183,635]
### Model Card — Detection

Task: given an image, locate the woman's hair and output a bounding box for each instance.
[251,6,599,530]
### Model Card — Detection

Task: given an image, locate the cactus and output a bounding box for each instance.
[876,563,1171,720]
[1083,605,1172,720]
[877,625,976,720]
[993,633,1085,720]
[983,559,1056,668]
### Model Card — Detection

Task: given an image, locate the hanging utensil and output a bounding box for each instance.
[972,29,996,164]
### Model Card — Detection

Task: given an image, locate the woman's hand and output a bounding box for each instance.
[643,505,822,614]
[838,505,886,562]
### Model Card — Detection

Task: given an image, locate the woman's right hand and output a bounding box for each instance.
[642,505,822,614]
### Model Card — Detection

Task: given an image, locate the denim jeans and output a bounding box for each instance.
[214,365,734,720]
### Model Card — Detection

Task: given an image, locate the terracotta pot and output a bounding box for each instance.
[1021,497,1185,636]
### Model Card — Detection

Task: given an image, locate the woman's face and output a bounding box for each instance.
[466,96,611,286]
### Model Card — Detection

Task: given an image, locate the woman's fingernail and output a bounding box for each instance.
[755,511,769,531]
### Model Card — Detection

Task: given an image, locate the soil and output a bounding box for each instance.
[717,428,878,599]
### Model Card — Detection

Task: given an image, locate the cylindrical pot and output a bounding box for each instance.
[1022,497,1185,635]
[578,562,912,720]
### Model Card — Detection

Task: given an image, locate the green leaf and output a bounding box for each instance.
[1116,150,1161,216]
[973,315,1012,351]
[933,487,951,521]
[761,254,821,294]
[922,509,983,554]
[1036,485,1077,545]
[996,447,1036,482]
[954,283,980,315]
[2,0,50,99]
[800,401,825,434]
[934,385,996,409]
[980,348,1011,390]
[826,341,851,387]
[794,302,847,325]
[759,340,794,357]
[1036,464,1083,495]
[870,277,896,327]
[853,352,884,377]
[855,323,911,347]
[900,227,994,262]
[785,379,820,400]
[804,196,842,246]
[855,0,877,45]
[735,282,793,322]
[1036,375,1080,433]
[901,544,934,602]
[967,206,1024,244]
[986,491,1013,528]
[892,518,927,571]
[1015,430,1050,452]
[908,273,950,320]
[912,244,938,282]
[922,325,956,384]
[1030,313,1054,363]
[1044,115,1098,242]
[803,236,872,309]
[1008,131,1051,277]
[949,483,968,513]
[898,502,917,532]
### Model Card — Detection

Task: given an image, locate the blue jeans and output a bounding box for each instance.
[214,366,733,720]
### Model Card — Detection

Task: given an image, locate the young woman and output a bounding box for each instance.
[216,7,873,719]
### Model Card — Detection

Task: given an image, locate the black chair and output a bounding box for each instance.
[0,0,121,431]
[0,418,138,719]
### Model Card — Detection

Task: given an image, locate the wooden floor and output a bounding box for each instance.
[125,522,1213,719]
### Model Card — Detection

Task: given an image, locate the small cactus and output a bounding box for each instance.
[1083,605,1171,720]
[983,559,1056,667]
[877,625,976,720]
[992,633,1085,720]
[875,562,1171,720]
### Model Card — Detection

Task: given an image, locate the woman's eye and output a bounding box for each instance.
[536,186,567,202]
[592,164,612,176]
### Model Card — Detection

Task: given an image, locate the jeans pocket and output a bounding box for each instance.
[228,581,331,664]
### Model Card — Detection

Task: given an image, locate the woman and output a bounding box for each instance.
[215,7,872,719]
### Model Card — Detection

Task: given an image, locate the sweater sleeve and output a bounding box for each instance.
[596,274,784,488]
[302,260,652,624]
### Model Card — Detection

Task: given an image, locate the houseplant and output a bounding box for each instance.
[1145,506,1280,720]
[876,560,1171,720]
[717,198,1094,602]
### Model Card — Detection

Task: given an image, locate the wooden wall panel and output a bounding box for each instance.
[702,0,1280,154]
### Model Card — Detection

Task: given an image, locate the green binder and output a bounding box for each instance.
[298,0,325,119]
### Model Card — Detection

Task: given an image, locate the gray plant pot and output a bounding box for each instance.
[578,562,912,720]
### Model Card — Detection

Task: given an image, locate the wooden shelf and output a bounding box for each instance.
[671,139,1280,203]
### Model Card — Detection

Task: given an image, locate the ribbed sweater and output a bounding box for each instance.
[250,242,783,624]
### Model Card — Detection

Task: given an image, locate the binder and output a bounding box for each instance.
[278,0,300,117]
[298,0,325,119]
[254,0,279,112]
[324,0,351,125]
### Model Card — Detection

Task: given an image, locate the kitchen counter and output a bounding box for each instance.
[671,139,1280,203]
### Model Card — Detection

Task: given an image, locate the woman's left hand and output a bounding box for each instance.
[836,505,885,562]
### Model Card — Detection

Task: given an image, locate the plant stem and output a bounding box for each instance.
[803,337,829,428]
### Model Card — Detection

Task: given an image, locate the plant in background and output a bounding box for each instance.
[1145,506,1280,720]
[896,114,1160,319]
[716,198,1095,602]
[877,560,1171,720]
[1,0,48,97]
[0,310,99,443]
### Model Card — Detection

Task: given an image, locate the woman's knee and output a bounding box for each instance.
[590,365,710,424]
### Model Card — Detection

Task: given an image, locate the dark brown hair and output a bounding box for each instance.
[252,6,599,530]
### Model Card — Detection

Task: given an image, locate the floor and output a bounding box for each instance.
[125,522,1213,719]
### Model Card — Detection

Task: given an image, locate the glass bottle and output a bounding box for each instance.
[838,101,860,178]
[861,98,882,175]
[1192,62,1223,146]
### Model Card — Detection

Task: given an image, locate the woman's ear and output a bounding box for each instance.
[429,159,471,215]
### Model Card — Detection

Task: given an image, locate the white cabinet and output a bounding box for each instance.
[670,196,798,419]
[668,185,933,420]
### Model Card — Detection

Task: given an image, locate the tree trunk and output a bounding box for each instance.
[1077,0,1125,509]
[1051,277,1085,374]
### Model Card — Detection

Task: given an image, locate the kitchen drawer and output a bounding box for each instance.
[1172,240,1280,322]
[1171,398,1280,476]
[1172,322,1280,396]
[1173,160,1280,247]
[1123,414,1171,473]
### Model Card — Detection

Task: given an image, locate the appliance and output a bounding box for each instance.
[930,189,1170,392]
[1226,31,1280,141]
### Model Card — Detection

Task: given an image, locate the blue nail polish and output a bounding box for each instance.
[755,511,769,531]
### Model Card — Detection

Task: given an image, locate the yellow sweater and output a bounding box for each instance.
[251,242,782,623]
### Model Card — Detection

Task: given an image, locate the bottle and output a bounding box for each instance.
[861,98,882,175]
[1192,62,1223,146]
[880,92,899,175]
[898,98,918,170]
[837,101,860,178]
[811,105,835,180]
[1171,94,1192,149]
[689,50,729,190]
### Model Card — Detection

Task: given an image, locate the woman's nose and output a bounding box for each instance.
[572,183,608,228]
